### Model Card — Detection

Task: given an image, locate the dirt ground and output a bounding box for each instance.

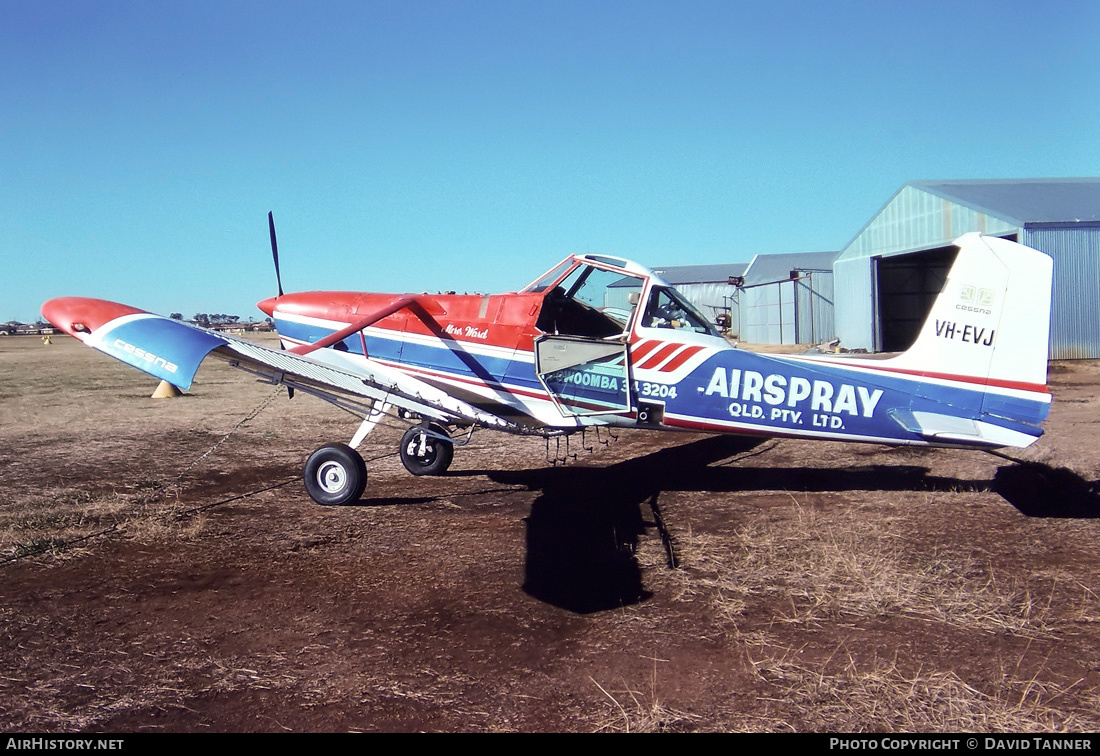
[2,334,1099,732]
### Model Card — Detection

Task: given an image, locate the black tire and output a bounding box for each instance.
[303,443,367,505]
[399,424,454,476]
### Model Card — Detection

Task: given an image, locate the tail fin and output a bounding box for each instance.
[881,233,1052,448]
[886,233,1052,391]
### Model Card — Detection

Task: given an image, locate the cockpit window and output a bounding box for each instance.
[642,287,720,336]
[523,260,575,293]
[536,263,644,337]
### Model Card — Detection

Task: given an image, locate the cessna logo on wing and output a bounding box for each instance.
[113,338,178,373]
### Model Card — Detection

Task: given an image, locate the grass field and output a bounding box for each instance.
[2,333,1099,732]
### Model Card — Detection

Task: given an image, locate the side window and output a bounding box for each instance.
[644,289,684,329]
[642,287,719,335]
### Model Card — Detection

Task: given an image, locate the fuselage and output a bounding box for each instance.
[258,253,1051,449]
[36,233,1058,513]
[261,288,559,422]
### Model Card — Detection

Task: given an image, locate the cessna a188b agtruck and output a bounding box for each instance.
[44,230,1053,506]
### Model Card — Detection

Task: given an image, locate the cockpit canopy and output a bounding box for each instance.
[524,254,720,339]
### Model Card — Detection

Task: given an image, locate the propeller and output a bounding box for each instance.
[268,211,284,298]
[267,211,293,398]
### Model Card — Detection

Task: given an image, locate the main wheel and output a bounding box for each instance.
[303,443,367,505]
[399,425,454,476]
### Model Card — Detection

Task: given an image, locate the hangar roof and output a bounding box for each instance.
[743,251,839,285]
[650,263,748,285]
[910,178,1100,225]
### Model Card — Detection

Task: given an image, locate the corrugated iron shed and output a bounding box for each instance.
[739,251,839,345]
[834,178,1100,358]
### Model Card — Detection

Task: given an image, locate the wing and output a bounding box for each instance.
[41,297,519,431]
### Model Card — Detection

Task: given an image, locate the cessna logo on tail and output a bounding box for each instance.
[960,285,994,306]
[958,285,995,315]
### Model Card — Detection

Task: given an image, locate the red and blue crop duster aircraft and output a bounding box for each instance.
[44,224,1053,506]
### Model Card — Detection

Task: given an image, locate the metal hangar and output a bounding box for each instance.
[833,178,1100,358]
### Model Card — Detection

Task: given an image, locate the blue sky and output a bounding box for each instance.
[3,0,1098,322]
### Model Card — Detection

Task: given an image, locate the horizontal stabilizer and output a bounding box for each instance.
[888,408,1042,448]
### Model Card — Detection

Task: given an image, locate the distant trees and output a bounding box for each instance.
[191,313,242,326]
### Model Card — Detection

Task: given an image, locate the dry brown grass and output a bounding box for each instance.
[0,334,307,562]
[590,663,701,733]
[5,335,1100,731]
[658,494,1100,731]
[1,489,138,560]
[746,650,1093,732]
[673,502,1074,639]
[0,458,220,561]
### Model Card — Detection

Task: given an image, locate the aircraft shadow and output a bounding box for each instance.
[473,436,1100,613]
[495,436,766,614]
[992,462,1100,518]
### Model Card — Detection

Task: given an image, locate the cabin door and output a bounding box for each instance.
[535,335,631,416]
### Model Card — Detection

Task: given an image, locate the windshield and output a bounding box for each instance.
[522,260,574,293]
[536,262,645,337]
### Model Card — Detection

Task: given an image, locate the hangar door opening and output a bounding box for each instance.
[874,246,958,352]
